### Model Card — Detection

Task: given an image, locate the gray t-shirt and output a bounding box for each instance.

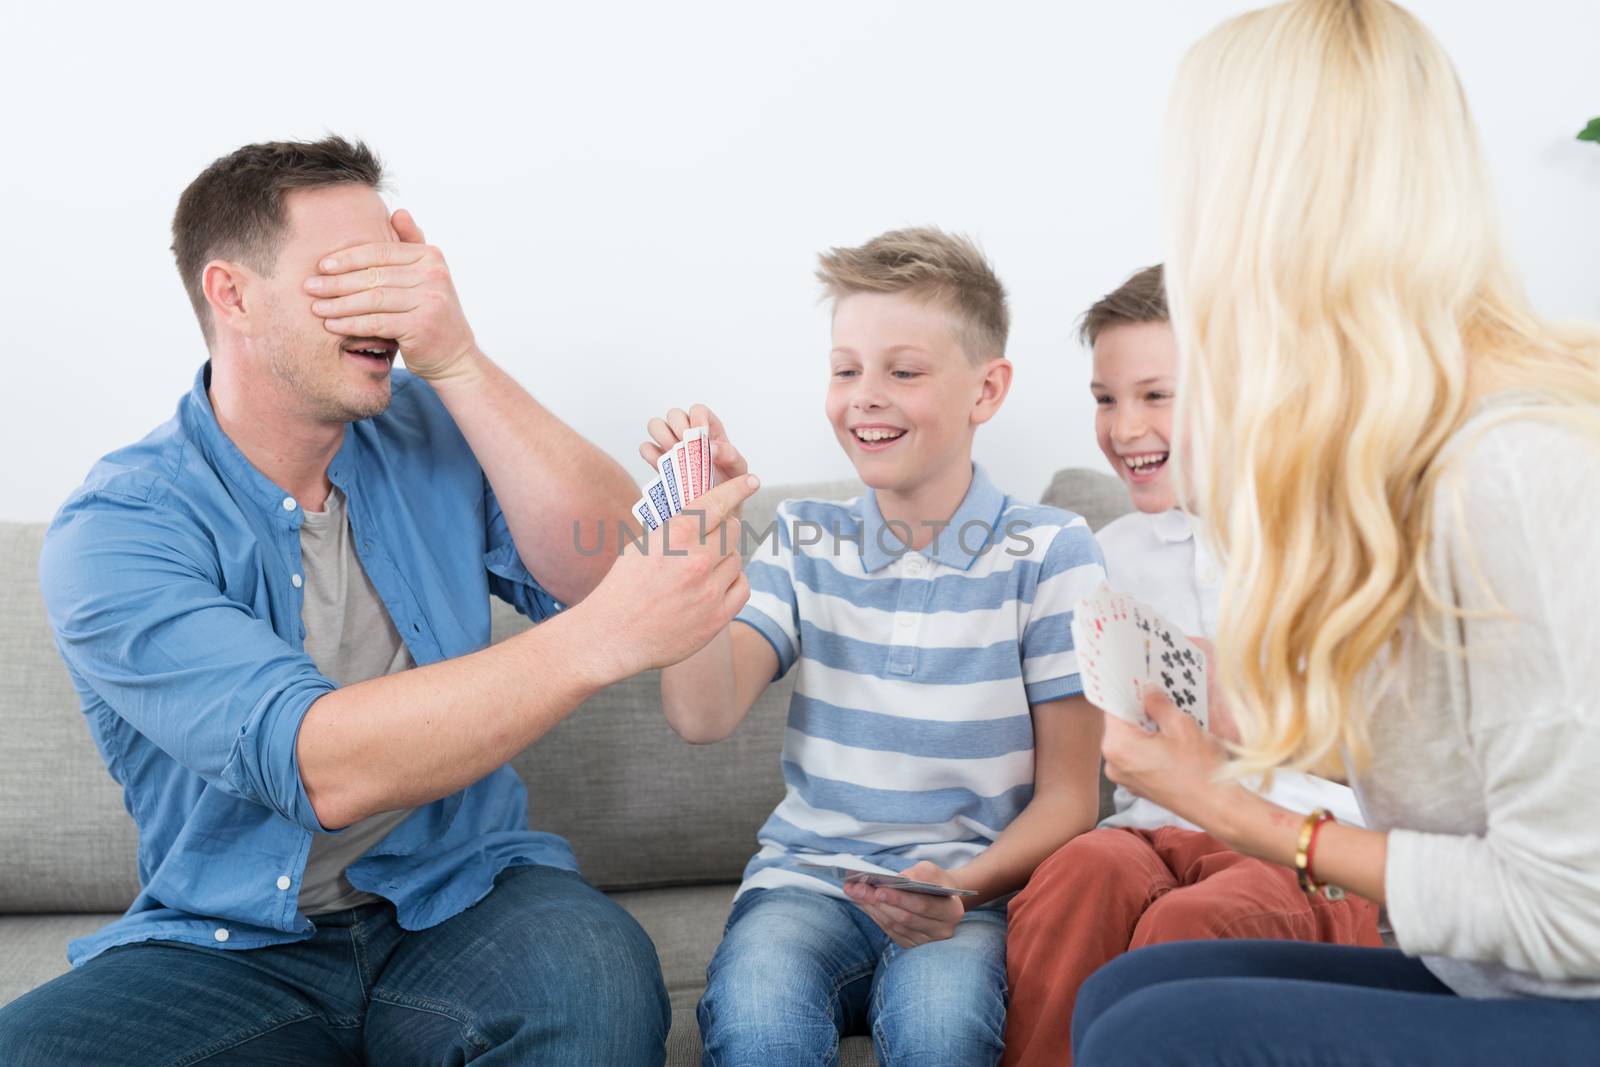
[1358,397,1600,999]
[296,487,416,915]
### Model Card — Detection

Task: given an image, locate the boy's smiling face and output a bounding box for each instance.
[826,291,1003,497]
[1090,320,1179,513]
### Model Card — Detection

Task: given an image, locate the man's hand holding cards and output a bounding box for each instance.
[1071,582,1209,731]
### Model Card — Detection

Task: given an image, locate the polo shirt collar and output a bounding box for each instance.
[1149,507,1195,545]
[860,463,1006,574]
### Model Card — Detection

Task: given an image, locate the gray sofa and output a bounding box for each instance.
[0,467,1131,1065]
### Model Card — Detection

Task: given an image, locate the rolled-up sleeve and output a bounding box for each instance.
[39,495,335,832]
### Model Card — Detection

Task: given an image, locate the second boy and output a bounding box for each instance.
[1001,265,1384,1067]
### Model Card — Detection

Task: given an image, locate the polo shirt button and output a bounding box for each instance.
[214,927,230,943]
[291,574,303,589]
[276,875,292,891]
[282,497,297,512]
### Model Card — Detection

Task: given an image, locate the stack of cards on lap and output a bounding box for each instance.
[1071,582,1209,731]
[795,856,977,898]
[630,426,714,531]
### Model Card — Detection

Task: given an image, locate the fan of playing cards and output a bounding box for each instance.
[1071,583,1209,731]
[631,425,714,530]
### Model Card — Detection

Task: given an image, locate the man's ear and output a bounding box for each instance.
[201,259,257,339]
[970,357,1014,427]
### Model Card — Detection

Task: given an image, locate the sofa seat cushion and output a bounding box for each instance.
[0,913,111,1006]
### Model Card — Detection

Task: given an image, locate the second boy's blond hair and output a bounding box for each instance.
[816,227,1009,363]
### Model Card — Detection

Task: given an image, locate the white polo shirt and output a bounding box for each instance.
[1094,508,1364,831]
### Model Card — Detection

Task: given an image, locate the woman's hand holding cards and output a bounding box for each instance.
[844,861,968,948]
[1102,686,1298,867]
[1101,687,1240,822]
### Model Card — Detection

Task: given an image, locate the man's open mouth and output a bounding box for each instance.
[342,338,398,367]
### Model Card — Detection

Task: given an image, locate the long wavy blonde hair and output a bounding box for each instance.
[1163,0,1600,775]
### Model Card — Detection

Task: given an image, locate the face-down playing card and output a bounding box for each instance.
[795,857,977,898]
[632,425,717,532]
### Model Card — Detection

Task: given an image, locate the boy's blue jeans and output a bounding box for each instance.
[0,864,670,1066]
[698,886,1007,1067]
[1074,939,1600,1066]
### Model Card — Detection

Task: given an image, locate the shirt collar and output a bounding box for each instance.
[182,362,359,527]
[859,463,1006,574]
[1149,507,1195,545]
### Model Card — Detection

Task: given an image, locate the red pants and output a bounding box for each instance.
[1002,827,1383,1067]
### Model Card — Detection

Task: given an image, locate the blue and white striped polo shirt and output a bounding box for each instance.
[733,464,1106,899]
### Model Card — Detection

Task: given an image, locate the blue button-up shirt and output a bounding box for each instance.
[39,364,577,966]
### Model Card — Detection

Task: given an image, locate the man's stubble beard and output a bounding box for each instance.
[266,334,391,424]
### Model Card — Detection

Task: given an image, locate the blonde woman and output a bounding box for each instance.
[1074,1,1600,1063]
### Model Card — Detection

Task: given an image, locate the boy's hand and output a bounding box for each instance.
[578,474,760,679]
[843,861,966,948]
[641,404,749,519]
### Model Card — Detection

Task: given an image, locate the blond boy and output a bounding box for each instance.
[643,229,1106,1066]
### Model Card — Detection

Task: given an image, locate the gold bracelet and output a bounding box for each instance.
[1295,809,1332,896]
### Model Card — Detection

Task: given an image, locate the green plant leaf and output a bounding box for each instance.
[1580,117,1600,143]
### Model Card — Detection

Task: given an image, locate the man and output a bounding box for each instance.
[0,137,757,1065]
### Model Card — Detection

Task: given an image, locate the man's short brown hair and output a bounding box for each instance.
[1079,264,1168,348]
[171,136,384,344]
[815,227,1009,362]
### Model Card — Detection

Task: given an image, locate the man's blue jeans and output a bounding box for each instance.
[0,864,670,1065]
[1074,939,1600,1066]
[698,886,1008,1067]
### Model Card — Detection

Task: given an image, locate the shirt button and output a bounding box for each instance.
[213,928,230,943]
[276,875,292,891]
[282,497,297,512]
[896,616,914,629]
[291,574,303,589]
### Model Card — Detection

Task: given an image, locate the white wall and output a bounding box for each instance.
[2,1,1596,522]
